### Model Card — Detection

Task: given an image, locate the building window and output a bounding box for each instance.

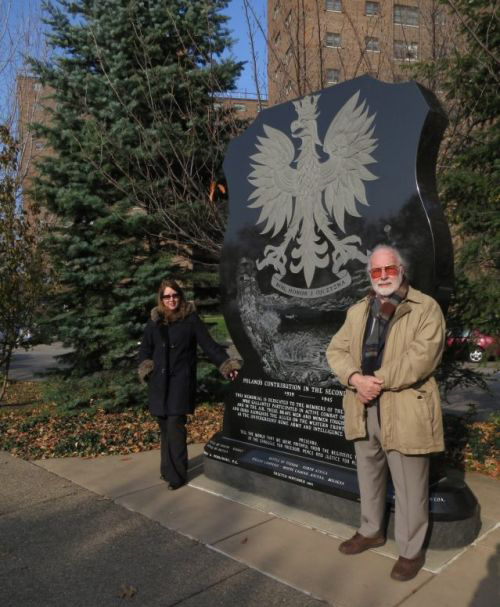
[326,68,340,84]
[394,5,419,27]
[435,9,447,25]
[325,32,341,48]
[233,104,247,113]
[365,1,379,16]
[394,40,418,61]
[365,37,380,52]
[326,0,342,11]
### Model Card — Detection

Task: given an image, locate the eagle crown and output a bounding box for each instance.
[291,95,321,153]
[292,95,318,121]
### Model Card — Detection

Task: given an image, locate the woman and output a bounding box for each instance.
[138,279,239,490]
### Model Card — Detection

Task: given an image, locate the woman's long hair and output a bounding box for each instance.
[156,279,185,315]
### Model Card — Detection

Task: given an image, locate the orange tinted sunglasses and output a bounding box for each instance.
[369,265,400,279]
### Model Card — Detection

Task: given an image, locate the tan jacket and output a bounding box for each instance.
[326,286,445,455]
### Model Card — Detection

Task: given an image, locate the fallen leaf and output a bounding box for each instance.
[118,584,137,599]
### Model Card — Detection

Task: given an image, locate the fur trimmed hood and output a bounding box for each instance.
[150,300,196,324]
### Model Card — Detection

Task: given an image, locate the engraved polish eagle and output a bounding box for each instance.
[248,91,378,288]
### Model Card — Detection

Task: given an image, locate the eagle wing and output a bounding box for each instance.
[320,91,378,232]
[248,124,297,237]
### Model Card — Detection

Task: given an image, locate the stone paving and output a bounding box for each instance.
[32,447,499,607]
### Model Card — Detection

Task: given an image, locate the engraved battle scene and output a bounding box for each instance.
[236,256,368,385]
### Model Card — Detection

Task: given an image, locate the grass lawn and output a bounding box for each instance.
[201,313,231,344]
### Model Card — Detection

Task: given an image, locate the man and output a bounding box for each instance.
[326,245,445,581]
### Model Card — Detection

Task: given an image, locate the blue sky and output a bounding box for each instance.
[0,0,267,120]
[224,0,267,95]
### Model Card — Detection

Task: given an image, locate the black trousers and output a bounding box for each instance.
[157,415,188,486]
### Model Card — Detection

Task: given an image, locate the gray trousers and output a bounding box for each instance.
[354,405,429,558]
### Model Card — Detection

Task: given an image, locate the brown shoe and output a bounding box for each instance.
[390,553,425,581]
[338,532,386,555]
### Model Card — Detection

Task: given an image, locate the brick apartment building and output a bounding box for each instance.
[16,75,56,228]
[268,0,455,104]
[215,92,268,119]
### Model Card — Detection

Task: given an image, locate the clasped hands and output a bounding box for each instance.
[349,373,383,405]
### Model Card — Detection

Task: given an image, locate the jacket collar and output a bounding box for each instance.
[404,286,426,303]
[360,285,423,320]
[361,285,423,305]
[151,300,195,324]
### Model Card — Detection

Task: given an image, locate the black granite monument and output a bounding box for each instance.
[204,76,479,547]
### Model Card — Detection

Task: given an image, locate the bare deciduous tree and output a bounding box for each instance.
[0,124,47,402]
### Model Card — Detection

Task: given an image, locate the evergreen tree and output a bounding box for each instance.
[29,0,241,408]
[415,0,499,334]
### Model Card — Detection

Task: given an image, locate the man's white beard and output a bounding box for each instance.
[372,274,403,298]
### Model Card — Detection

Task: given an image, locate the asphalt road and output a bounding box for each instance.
[9,343,499,419]
[9,343,73,381]
[441,365,499,420]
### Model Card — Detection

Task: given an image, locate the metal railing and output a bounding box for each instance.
[216,90,269,101]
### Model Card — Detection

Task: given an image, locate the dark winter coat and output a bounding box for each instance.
[138,302,232,417]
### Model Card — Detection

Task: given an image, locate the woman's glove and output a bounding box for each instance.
[138,359,154,384]
[219,358,241,380]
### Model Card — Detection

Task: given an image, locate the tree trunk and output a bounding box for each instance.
[0,347,13,403]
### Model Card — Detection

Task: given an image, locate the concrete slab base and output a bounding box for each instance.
[191,472,496,574]
[204,456,483,550]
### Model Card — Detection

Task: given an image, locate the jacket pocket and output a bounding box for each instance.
[342,390,366,440]
[395,388,434,450]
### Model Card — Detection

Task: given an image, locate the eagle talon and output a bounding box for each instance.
[331,237,368,274]
[256,244,288,276]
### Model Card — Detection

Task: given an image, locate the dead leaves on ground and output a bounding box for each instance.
[0,404,224,460]
[0,380,43,407]
[0,384,497,479]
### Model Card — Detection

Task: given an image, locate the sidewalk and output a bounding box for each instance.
[0,450,324,607]
[2,447,497,607]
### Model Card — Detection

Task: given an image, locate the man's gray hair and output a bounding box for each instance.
[368,245,407,272]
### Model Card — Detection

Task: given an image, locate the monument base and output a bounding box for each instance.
[204,433,481,549]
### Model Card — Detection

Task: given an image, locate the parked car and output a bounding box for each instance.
[0,328,32,348]
[446,329,500,363]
